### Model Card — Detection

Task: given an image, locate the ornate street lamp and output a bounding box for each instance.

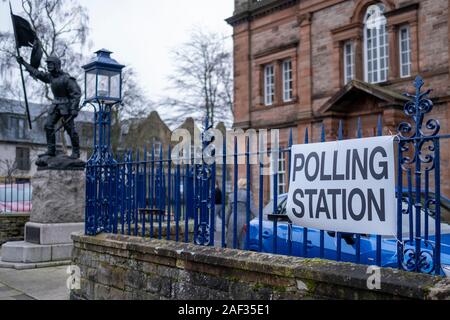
[82,49,125,165]
[82,49,125,104]
[82,49,125,235]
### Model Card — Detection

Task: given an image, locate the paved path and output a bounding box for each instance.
[0,266,70,300]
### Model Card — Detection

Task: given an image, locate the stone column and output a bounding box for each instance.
[331,40,342,91]
[354,34,364,81]
[297,13,313,120]
[232,21,252,129]
[274,60,283,106]
[410,21,419,76]
[387,25,398,81]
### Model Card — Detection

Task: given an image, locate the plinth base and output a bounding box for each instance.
[0,223,84,266]
[25,222,84,245]
[1,241,72,263]
[0,257,71,270]
[30,171,85,224]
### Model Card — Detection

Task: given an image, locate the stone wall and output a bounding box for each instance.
[71,233,450,300]
[0,213,30,245]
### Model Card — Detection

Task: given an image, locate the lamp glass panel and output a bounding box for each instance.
[97,73,110,98]
[96,69,121,100]
[86,71,96,100]
[110,73,121,99]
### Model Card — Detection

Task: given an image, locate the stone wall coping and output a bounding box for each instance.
[0,213,31,218]
[72,233,450,300]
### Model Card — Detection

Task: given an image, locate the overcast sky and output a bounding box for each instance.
[0,0,234,102]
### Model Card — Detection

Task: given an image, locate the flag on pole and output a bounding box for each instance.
[11,14,36,47]
[10,12,43,69]
[9,1,33,130]
[31,39,43,69]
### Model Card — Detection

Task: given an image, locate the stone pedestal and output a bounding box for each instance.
[30,170,85,224]
[0,170,85,269]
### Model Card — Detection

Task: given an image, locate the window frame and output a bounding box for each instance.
[282,59,293,103]
[16,147,31,171]
[154,141,163,159]
[277,155,287,195]
[264,64,275,106]
[270,153,287,199]
[399,25,412,78]
[10,116,26,140]
[364,4,389,84]
[343,41,355,84]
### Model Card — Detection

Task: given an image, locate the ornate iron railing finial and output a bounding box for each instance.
[398,76,439,139]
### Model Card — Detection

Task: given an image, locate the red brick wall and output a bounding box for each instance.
[229,0,450,199]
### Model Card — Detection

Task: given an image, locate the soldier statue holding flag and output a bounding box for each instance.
[16,55,82,159]
[10,2,82,161]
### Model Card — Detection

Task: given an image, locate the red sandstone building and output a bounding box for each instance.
[226,0,450,199]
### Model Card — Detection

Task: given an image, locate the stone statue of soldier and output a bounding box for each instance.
[17,55,82,159]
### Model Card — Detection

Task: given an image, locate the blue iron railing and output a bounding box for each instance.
[397,76,443,275]
[85,76,449,276]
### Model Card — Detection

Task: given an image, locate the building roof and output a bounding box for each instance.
[0,98,93,123]
[119,111,173,149]
[318,80,410,114]
[226,0,299,26]
[0,98,94,148]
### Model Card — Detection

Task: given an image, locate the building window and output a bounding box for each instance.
[270,154,287,199]
[10,116,26,140]
[264,64,275,106]
[16,147,30,171]
[282,59,293,102]
[343,41,355,84]
[277,156,286,195]
[364,4,389,84]
[153,141,162,159]
[399,25,412,78]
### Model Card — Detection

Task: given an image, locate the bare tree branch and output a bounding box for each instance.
[1,0,152,126]
[160,28,234,129]
[0,0,91,106]
[0,159,18,183]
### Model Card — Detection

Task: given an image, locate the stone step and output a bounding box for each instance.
[1,241,73,264]
[25,222,84,245]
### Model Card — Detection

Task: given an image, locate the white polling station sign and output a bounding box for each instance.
[286,136,397,236]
